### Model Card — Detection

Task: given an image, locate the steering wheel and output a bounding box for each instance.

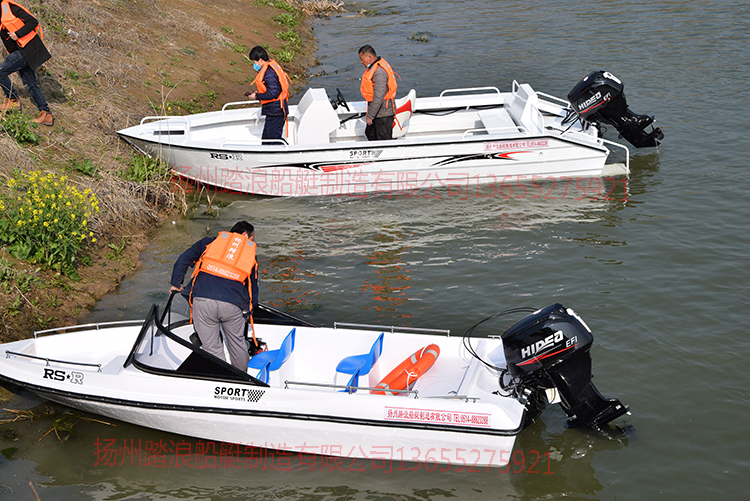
[331,88,350,112]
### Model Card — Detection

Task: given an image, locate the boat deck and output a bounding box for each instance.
[5,319,506,401]
[127,83,599,150]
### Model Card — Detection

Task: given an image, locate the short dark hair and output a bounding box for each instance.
[358,45,377,57]
[249,46,270,62]
[230,221,255,236]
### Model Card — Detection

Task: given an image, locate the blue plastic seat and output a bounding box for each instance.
[335,332,384,392]
[247,328,296,384]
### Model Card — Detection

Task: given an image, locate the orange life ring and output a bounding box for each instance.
[372,344,440,395]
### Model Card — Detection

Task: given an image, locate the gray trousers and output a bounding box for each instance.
[192,297,249,370]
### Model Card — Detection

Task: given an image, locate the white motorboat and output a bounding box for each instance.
[117,71,662,197]
[0,299,628,468]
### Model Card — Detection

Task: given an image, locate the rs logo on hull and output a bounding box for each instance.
[43,368,85,385]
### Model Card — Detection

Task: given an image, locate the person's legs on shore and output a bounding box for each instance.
[0,52,25,110]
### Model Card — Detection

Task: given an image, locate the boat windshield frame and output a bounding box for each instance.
[124,304,268,386]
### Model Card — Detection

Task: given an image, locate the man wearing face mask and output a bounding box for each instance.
[245,46,291,143]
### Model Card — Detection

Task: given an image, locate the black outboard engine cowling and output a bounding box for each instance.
[567,70,664,148]
[502,303,628,429]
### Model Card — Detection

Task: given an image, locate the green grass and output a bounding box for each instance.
[274,13,298,28]
[1,113,39,145]
[253,0,297,13]
[123,153,171,183]
[70,158,98,178]
[228,42,248,54]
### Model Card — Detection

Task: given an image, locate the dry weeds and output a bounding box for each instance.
[291,0,346,17]
[1,0,314,238]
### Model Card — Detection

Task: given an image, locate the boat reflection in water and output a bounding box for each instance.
[242,179,631,324]
[82,177,632,329]
[0,394,629,500]
[361,225,414,320]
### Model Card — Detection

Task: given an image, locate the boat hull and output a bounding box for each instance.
[36,389,518,468]
[124,135,615,197]
[0,319,525,468]
[118,84,628,197]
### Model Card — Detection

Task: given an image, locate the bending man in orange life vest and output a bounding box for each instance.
[358,45,398,141]
[170,221,259,370]
[0,0,53,125]
[245,45,290,143]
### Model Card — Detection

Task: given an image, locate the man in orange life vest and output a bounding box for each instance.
[244,46,290,143]
[358,45,397,141]
[0,0,53,125]
[170,221,259,370]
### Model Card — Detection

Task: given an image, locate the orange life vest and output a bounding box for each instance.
[192,231,257,285]
[360,57,398,109]
[189,231,259,343]
[252,59,291,105]
[0,0,42,48]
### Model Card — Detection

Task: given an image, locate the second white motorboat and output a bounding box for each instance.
[0,299,628,468]
[117,70,662,197]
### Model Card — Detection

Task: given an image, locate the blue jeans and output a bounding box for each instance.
[262,114,286,142]
[0,51,49,112]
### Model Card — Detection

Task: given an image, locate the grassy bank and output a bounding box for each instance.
[0,0,344,343]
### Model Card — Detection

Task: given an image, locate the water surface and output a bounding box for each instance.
[2,0,749,499]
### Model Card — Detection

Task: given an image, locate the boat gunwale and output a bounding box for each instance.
[117,85,613,156]
[120,131,610,158]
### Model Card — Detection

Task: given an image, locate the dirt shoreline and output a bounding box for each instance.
[0,0,325,351]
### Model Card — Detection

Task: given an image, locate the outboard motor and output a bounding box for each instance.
[502,303,628,429]
[567,70,664,148]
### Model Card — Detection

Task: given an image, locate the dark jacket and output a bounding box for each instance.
[171,236,259,313]
[256,66,288,117]
[0,1,51,70]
